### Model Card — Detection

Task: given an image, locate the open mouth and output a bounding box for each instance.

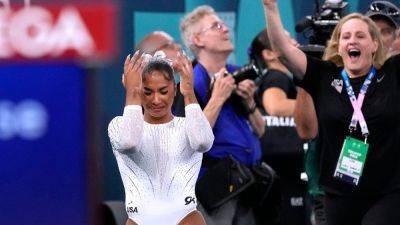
[348,49,361,61]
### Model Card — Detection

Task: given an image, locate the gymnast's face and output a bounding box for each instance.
[141,70,176,124]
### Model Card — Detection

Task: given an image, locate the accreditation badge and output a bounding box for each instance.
[333,136,369,186]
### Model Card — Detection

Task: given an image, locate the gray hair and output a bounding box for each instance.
[180,5,216,56]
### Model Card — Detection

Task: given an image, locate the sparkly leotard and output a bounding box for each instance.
[108,104,214,225]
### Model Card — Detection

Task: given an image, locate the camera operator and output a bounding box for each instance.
[295,0,349,48]
[179,5,267,225]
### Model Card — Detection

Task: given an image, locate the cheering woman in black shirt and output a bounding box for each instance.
[263,0,400,225]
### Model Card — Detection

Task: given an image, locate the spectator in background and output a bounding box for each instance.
[366,0,400,56]
[180,5,267,225]
[251,28,309,225]
[134,31,182,83]
[252,29,296,117]
[109,51,214,225]
[392,28,400,55]
[135,31,181,59]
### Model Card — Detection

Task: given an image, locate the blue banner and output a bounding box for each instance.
[0,63,88,225]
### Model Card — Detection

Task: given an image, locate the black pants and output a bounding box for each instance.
[324,189,400,225]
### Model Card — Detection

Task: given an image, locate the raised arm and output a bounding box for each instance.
[108,52,147,152]
[174,51,198,106]
[262,0,307,79]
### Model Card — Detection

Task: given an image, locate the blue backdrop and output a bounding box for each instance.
[0,64,88,225]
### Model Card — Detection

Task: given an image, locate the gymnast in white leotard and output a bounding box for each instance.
[108,51,214,225]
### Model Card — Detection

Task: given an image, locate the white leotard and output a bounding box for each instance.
[108,104,214,225]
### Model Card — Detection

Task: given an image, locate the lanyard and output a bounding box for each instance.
[340,67,375,140]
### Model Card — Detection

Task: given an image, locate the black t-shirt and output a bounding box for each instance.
[296,55,400,195]
[258,69,297,99]
[257,69,304,178]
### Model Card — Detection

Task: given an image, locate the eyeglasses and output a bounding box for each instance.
[198,21,226,34]
[370,1,400,17]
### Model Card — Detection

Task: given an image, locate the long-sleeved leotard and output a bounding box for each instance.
[108,104,214,224]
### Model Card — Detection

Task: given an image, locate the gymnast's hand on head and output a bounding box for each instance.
[123,51,148,105]
[174,50,198,105]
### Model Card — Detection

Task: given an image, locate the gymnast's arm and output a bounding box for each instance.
[108,105,144,152]
[108,52,146,152]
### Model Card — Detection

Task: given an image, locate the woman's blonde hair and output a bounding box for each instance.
[323,13,386,69]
